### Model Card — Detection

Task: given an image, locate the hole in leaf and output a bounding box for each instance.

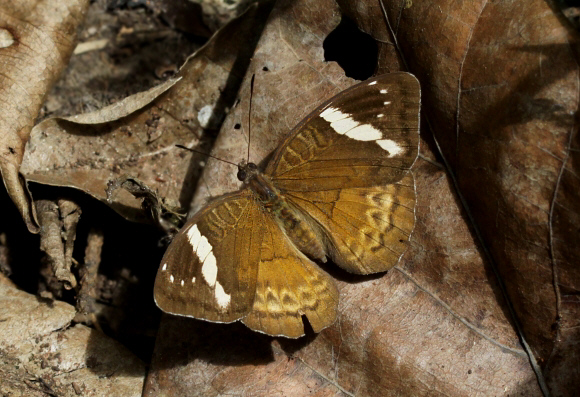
[323,16,378,80]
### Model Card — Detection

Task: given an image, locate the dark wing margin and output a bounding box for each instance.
[154,190,265,323]
[266,72,420,192]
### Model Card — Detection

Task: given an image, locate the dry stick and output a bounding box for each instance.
[76,228,104,333]
[59,198,81,286]
[545,102,575,369]
[37,199,77,291]
[378,1,550,395]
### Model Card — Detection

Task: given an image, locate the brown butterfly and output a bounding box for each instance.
[154,73,420,338]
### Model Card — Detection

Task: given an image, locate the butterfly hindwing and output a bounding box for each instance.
[241,215,339,338]
[284,172,416,274]
[154,190,264,323]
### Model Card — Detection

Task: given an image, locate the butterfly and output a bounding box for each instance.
[154,73,420,338]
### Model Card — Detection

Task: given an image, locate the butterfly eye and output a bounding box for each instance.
[237,169,247,181]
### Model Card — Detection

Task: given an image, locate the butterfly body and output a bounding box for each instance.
[155,73,421,338]
[238,161,329,264]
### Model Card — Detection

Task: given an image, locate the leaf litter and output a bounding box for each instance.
[0,0,578,396]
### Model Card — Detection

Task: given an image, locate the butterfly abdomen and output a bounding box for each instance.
[274,199,327,264]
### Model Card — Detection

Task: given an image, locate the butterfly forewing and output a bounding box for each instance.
[154,190,264,322]
[266,73,420,192]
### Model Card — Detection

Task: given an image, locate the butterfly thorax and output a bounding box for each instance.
[237,162,327,263]
[237,162,276,204]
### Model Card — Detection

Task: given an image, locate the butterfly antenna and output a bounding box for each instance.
[247,74,256,164]
[175,144,238,167]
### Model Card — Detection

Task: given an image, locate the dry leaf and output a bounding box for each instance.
[21,3,268,223]
[0,0,89,233]
[22,78,181,222]
[0,282,145,396]
[3,0,576,395]
[144,0,545,395]
[387,0,579,393]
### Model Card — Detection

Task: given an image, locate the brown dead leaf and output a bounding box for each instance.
[0,0,89,233]
[336,0,403,73]
[387,0,579,394]
[21,78,181,222]
[4,0,575,395]
[21,3,268,224]
[144,0,546,395]
[0,282,145,396]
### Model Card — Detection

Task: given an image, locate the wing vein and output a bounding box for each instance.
[275,165,409,182]
[274,161,409,179]
[285,193,403,256]
[308,197,415,212]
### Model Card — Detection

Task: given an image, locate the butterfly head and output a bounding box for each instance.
[237,161,259,184]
